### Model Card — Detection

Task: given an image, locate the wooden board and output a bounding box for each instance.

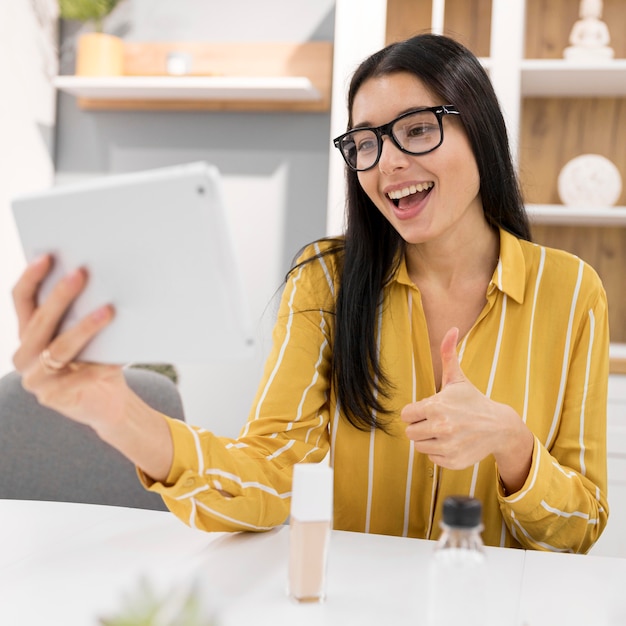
[531,224,626,347]
[385,0,491,55]
[520,97,626,206]
[525,0,626,59]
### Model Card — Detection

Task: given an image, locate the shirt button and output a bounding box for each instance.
[183,478,195,487]
[427,467,434,478]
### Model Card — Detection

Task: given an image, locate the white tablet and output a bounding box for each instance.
[11,162,254,364]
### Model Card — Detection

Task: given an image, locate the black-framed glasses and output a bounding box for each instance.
[333,105,460,172]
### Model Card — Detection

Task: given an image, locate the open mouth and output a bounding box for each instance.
[386,182,434,208]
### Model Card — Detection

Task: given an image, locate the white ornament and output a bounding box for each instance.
[558,154,622,207]
[564,0,614,60]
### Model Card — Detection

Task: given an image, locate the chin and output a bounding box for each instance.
[389,220,434,245]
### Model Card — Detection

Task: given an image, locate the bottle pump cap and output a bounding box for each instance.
[290,463,333,522]
[442,496,482,528]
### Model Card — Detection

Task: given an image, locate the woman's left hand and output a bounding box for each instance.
[11,255,125,429]
[11,254,174,482]
[401,328,534,492]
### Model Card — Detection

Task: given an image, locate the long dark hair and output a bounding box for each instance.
[295,34,530,431]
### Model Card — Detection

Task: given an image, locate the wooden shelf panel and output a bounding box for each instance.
[525,0,626,61]
[530,223,626,347]
[385,0,492,55]
[520,98,626,207]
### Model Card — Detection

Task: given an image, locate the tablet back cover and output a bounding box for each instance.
[11,162,254,364]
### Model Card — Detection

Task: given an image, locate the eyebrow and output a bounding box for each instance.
[350,106,434,130]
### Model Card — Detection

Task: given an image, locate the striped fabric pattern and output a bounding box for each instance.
[143,229,609,552]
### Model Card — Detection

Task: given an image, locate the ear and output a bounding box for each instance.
[440,327,464,389]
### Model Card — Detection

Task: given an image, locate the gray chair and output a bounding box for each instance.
[0,367,185,511]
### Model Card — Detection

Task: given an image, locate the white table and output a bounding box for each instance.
[0,500,624,625]
[520,551,626,626]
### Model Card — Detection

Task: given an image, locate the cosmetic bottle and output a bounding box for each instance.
[427,496,490,626]
[288,462,333,603]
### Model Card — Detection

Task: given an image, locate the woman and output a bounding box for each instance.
[12,34,608,551]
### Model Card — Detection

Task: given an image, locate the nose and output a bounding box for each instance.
[377,135,410,173]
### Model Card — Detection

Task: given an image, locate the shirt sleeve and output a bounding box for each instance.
[497,270,610,553]
[138,243,337,532]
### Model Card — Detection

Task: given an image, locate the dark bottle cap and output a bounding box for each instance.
[442,496,482,528]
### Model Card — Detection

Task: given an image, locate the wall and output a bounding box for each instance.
[0,0,57,374]
[54,0,335,437]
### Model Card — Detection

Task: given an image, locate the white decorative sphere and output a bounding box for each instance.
[557,154,622,207]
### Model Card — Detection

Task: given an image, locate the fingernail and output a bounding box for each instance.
[64,268,83,287]
[92,305,113,322]
[31,254,50,268]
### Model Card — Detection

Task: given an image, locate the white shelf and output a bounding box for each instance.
[53,75,322,102]
[527,204,626,226]
[521,59,626,97]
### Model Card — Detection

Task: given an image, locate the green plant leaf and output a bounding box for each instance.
[58,0,121,24]
[99,577,217,626]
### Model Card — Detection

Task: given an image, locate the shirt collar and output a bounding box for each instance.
[491,228,526,304]
[393,228,527,304]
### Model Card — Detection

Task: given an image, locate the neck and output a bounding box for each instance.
[406,219,499,290]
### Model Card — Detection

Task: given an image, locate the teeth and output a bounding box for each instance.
[387,182,434,200]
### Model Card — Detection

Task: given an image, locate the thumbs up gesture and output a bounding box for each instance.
[402,328,517,471]
[402,327,535,491]
[439,326,465,389]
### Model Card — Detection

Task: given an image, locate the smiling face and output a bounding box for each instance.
[353,72,485,248]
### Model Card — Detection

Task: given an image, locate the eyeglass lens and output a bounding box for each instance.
[339,109,443,171]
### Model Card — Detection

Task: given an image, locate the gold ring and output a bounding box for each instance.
[39,349,68,374]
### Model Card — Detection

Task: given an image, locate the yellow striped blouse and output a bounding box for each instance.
[142,228,609,552]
